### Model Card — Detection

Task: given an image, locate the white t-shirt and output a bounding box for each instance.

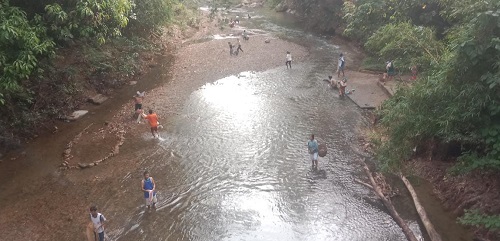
[286,54,292,61]
[338,56,345,67]
[90,213,106,233]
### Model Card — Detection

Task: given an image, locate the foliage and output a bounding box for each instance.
[342,0,389,42]
[45,0,132,44]
[377,6,500,173]
[460,210,500,231]
[129,0,178,31]
[365,22,444,71]
[0,1,55,104]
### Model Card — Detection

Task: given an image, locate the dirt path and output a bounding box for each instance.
[0,11,309,241]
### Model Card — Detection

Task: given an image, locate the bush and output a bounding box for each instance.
[365,22,444,72]
[129,0,177,31]
[377,7,500,172]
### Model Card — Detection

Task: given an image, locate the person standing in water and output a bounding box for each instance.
[141,170,157,209]
[133,91,145,123]
[286,51,292,69]
[307,134,319,168]
[228,42,234,56]
[89,205,106,241]
[235,39,244,56]
[142,109,160,138]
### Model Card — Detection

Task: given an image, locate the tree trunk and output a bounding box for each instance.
[400,174,443,241]
[361,163,419,241]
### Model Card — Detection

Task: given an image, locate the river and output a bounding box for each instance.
[107,8,419,241]
[0,6,472,241]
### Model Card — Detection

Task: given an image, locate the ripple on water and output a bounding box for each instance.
[111,35,416,240]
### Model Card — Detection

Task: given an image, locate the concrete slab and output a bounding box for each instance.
[336,72,390,109]
[66,110,88,121]
[88,94,108,105]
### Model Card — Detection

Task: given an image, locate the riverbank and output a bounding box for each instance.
[0,10,309,240]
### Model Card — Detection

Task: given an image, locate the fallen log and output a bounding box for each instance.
[354,178,374,190]
[361,162,419,241]
[400,174,443,241]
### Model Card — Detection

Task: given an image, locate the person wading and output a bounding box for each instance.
[307,134,319,168]
[89,205,106,241]
[133,91,145,123]
[228,42,234,56]
[141,170,157,209]
[286,51,292,69]
[142,109,160,138]
[235,39,244,56]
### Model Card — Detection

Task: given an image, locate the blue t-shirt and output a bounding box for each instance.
[307,140,319,153]
[143,177,156,198]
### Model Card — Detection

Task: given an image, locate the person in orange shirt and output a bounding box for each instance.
[142,109,160,138]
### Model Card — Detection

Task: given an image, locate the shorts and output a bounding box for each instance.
[150,126,158,132]
[95,231,105,241]
[338,66,344,71]
[310,152,318,161]
[145,193,158,206]
[135,103,142,111]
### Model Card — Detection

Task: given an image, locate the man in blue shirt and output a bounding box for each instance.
[307,134,319,168]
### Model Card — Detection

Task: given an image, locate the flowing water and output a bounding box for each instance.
[106,9,427,241]
[0,7,474,241]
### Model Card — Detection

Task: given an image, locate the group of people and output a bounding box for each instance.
[322,53,350,97]
[88,170,157,241]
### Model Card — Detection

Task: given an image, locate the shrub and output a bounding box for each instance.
[365,22,444,71]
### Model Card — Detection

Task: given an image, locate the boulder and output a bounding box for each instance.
[129,81,137,85]
[78,163,89,169]
[66,110,88,121]
[88,94,108,105]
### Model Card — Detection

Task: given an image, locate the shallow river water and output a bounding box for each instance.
[104,10,424,241]
[86,7,477,241]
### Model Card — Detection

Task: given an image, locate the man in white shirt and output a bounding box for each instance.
[89,206,106,241]
[337,53,345,78]
[286,51,292,69]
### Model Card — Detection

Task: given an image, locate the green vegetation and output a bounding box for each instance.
[460,210,500,231]
[341,0,500,233]
[0,0,199,149]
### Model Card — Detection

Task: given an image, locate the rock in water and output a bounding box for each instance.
[318,143,327,157]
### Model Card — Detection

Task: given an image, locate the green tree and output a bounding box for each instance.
[365,22,444,70]
[0,1,55,104]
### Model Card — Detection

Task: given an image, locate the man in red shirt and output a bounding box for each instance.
[142,109,160,138]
